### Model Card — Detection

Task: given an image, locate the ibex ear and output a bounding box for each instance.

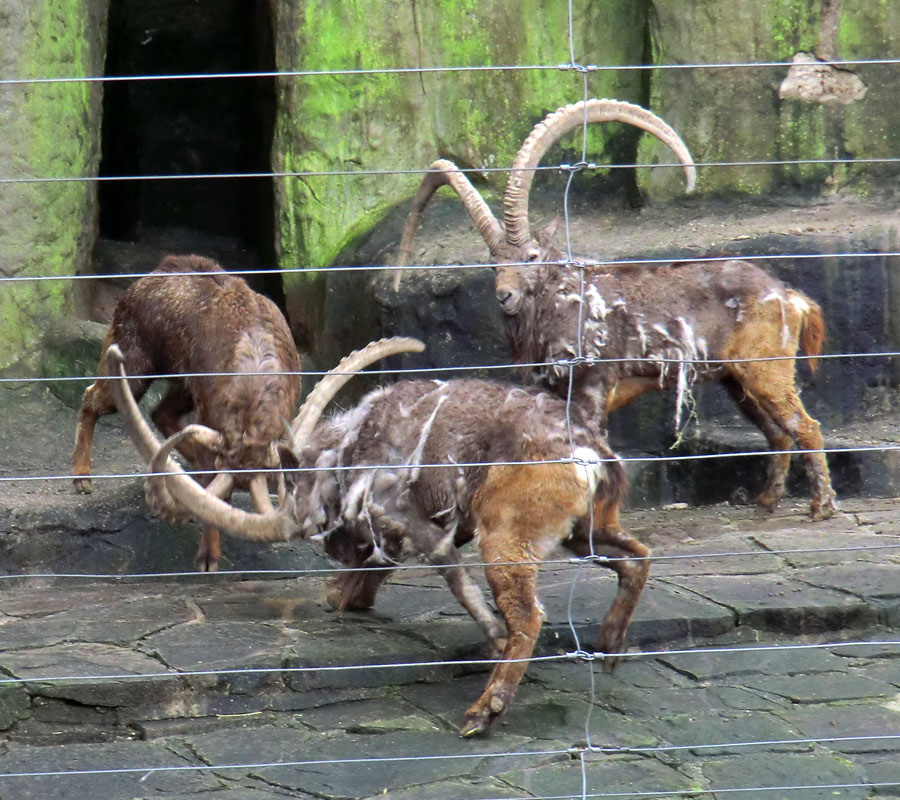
[278,445,300,488]
[538,216,562,245]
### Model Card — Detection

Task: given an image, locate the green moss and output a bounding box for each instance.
[768,0,820,57]
[2,0,103,371]
[274,0,646,347]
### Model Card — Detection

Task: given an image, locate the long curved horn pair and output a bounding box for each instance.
[108,336,425,542]
[503,99,696,247]
[395,99,696,267]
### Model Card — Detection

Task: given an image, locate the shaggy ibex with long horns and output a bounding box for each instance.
[396,98,837,520]
[106,337,649,737]
[72,254,302,570]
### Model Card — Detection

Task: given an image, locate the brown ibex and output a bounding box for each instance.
[71,254,302,570]
[106,337,649,737]
[396,98,837,520]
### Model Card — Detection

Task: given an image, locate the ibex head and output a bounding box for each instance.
[105,337,425,544]
[395,99,697,312]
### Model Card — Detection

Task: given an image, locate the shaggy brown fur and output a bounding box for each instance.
[72,254,301,570]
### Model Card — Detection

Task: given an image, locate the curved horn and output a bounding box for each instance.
[504,99,697,247]
[394,159,504,291]
[289,336,425,449]
[145,424,228,524]
[106,344,294,542]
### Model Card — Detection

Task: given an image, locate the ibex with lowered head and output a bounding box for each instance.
[396,98,837,520]
[72,254,302,570]
[106,337,648,737]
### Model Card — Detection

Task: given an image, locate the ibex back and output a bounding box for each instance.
[106,337,650,737]
[72,254,301,570]
[396,99,837,520]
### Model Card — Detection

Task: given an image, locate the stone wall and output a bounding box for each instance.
[270,0,651,356]
[640,0,899,197]
[0,0,108,372]
[1,0,896,374]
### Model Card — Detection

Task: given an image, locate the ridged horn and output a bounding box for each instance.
[504,99,697,247]
[394,159,504,290]
[106,344,294,542]
[289,336,426,449]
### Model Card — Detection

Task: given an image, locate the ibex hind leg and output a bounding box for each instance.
[564,514,650,673]
[721,376,793,510]
[733,365,837,520]
[72,367,151,494]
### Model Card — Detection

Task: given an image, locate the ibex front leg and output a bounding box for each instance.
[460,555,544,738]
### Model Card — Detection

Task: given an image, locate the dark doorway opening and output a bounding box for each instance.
[96,0,281,309]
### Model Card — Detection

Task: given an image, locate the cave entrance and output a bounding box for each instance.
[95,0,280,311]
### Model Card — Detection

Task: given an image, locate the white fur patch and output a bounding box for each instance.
[789,293,811,314]
[571,447,607,494]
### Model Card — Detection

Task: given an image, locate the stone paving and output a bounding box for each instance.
[2,385,900,798]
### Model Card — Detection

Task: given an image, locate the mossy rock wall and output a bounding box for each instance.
[640,0,898,197]
[0,0,107,373]
[270,0,650,358]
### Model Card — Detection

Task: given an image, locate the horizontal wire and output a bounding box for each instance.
[3,540,900,582]
[2,249,897,289]
[2,750,899,786]
[5,440,900,486]
[0,653,571,686]
[1,55,898,86]
[3,154,899,185]
[0,346,895,386]
[0,639,896,688]
[587,733,900,757]
[0,745,568,780]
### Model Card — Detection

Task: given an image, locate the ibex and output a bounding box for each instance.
[396,98,837,521]
[106,337,649,737]
[71,254,302,571]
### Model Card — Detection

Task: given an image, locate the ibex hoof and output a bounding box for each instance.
[73,477,93,494]
[195,552,219,573]
[810,496,838,521]
[596,627,628,673]
[756,490,783,511]
[460,690,511,737]
[459,712,491,738]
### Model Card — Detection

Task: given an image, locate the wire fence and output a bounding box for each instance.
[1,3,899,797]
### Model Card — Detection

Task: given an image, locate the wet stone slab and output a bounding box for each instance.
[282,626,449,691]
[697,750,869,800]
[0,642,179,707]
[143,620,293,673]
[773,702,900,754]
[0,739,217,800]
[751,529,900,568]
[662,573,879,632]
[650,534,783,577]
[794,563,900,607]
[739,672,898,704]
[184,727,542,799]
[497,751,695,799]
[641,708,809,758]
[0,594,196,652]
[655,639,850,681]
[541,577,737,646]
